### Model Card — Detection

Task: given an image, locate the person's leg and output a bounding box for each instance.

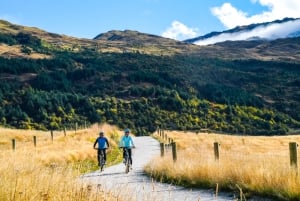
[103,149,107,161]
[97,150,101,166]
[128,149,132,165]
[123,148,126,163]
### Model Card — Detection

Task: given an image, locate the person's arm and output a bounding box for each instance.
[105,137,110,148]
[93,138,98,149]
[119,136,124,147]
[130,137,135,147]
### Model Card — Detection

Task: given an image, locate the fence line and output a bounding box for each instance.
[154,130,300,169]
[8,123,87,150]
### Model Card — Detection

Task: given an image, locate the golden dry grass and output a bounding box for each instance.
[0,44,51,59]
[0,124,123,201]
[147,130,300,200]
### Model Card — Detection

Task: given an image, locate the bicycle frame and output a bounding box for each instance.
[121,147,132,173]
[97,149,106,171]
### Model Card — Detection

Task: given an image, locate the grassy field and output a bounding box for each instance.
[0,124,123,201]
[3,125,300,200]
[146,130,300,201]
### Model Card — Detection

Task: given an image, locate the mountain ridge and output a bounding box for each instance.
[1,19,300,63]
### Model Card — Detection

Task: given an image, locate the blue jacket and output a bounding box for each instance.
[94,137,109,149]
[119,135,134,148]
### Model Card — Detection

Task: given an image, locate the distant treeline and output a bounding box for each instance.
[0,87,298,135]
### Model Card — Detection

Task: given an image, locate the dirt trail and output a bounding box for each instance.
[81,136,246,201]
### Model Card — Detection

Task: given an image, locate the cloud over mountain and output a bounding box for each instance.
[193,18,300,45]
[161,20,199,41]
[162,0,300,41]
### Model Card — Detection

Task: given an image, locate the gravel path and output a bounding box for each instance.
[81,136,253,201]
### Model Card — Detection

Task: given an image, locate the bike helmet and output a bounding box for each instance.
[124,128,130,133]
[99,131,104,135]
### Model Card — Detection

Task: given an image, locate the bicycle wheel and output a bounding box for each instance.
[124,149,130,173]
[99,151,105,172]
[125,158,130,173]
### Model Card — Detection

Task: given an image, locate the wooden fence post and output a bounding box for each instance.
[50,130,53,142]
[171,142,177,162]
[12,139,15,151]
[289,142,298,168]
[63,127,66,136]
[214,142,220,161]
[160,143,165,157]
[33,136,37,147]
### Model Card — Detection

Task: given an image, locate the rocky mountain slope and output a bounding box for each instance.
[1,19,300,62]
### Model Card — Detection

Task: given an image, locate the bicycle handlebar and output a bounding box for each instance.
[119,146,135,149]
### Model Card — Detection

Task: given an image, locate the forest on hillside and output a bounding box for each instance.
[0,32,300,135]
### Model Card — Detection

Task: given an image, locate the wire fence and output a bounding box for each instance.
[155,128,300,170]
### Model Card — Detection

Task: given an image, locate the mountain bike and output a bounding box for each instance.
[120,147,134,173]
[124,147,131,173]
[96,149,106,172]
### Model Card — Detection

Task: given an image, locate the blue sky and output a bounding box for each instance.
[1,0,300,40]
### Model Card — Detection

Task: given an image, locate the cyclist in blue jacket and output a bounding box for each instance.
[93,131,110,166]
[119,128,135,165]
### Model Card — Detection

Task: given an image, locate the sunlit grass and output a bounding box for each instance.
[146,131,300,200]
[0,124,123,201]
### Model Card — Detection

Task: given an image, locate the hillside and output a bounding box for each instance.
[0,19,300,135]
[1,19,300,62]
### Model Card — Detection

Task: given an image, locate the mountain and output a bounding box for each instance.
[0,19,201,57]
[0,19,300,135]
[93,29,203,55]
[1,19,300,62]
[185,17,300,45]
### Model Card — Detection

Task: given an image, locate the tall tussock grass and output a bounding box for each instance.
[0,124,122,201]
[146,131,300,200]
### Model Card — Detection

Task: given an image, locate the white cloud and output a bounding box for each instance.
[161,20,199,41]
[211,0,300,29]
[194,19,300,45]
[211,3,249,29]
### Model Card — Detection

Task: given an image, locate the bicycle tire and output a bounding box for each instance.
[99,150,105,172]
[125,161,130,173]
[124,148,130,173]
